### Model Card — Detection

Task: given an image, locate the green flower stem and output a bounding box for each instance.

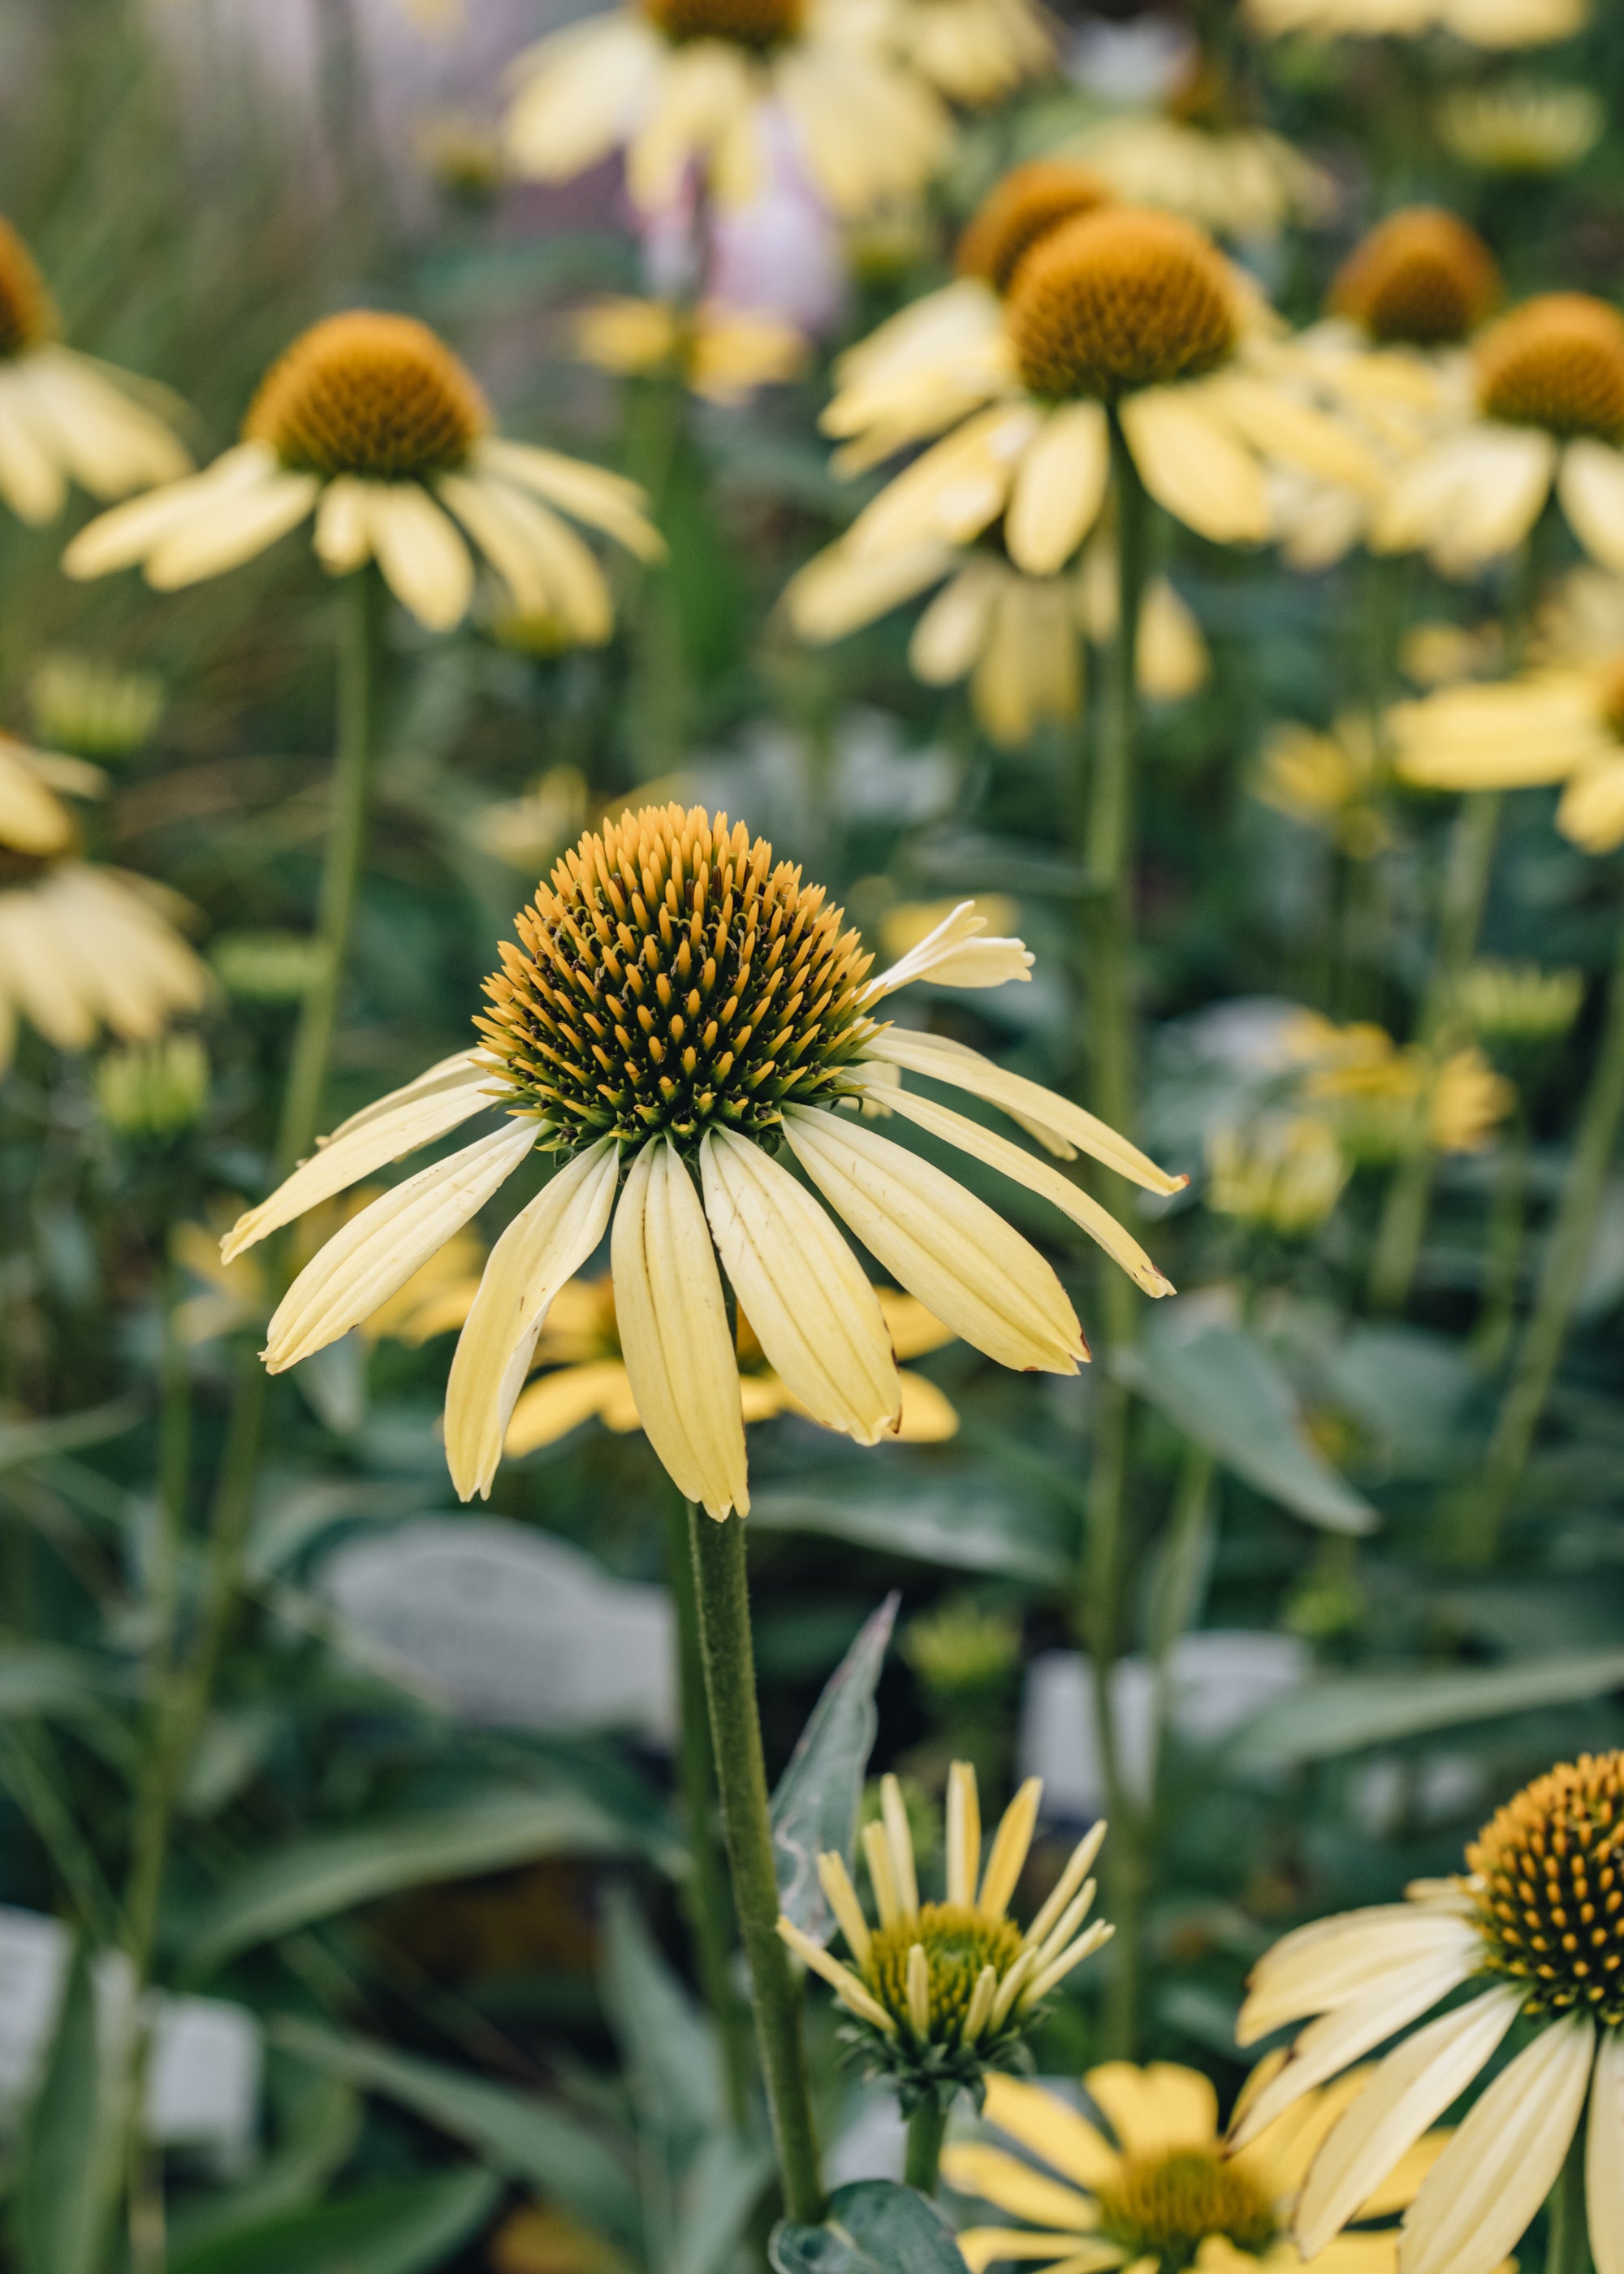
[1367,789,1502,1313]
[904,2097,948,2197]
[1469,1100,1528,1373]
[1081,413,1151,2060]
[667,1497,753,2132]
[687,1508,823,2224]
[1465,901,1624,1564]
[1546,2119,1593,2274]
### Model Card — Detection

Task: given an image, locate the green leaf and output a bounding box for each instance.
[771,2183,969,2274]
[164,2073,363,2259]
[0,1400,142,1475]
[1119,1312,1376,1536]
[191,1783,662,1967]
[673,2134,772,2274]
[0,1645,132,1717]
[165,2168,499,2274]
[269,2017,635,2243]
[1228,1649,1624,1769]
[750,1473,1069,1582]
[771,1594,897,1941]
[602,1885,721,2146]
[12,1943,112,2274]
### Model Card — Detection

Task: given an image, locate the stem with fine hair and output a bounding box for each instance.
[687,1509,823,2224]
[1081,412,1150,2060]
[1545,2120,1593,2274]
[666,1497,752,2132]
[904,2098,948,2196]
[1462,901,1624,1564]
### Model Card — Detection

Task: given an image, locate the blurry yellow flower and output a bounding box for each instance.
[1536,564,1624,664]
[1455,958,1583,1044]
[95,1033,209,1141]
[1437,79,1602,172]
[416,110,507,202]
[469,768,592,875]
[1060,115,1332,241]
[874,0,1052,102]
[1400,618,1504,686]
[1390,657,1624,852]
[574,297,805,404]
[1253,715,1390,856]
[1207,1113,1350,1235]
[501,1269,961,1455]
[65,313,661,635]
[28,651,165,763]
[0,736,210,1072]
[944,2056,1454,2273]
[0,215,190,526]
[1288,1011,1512,1157]
[903,1597,1021,1697]
[1244,0,1587,43]
[503,0,949,218]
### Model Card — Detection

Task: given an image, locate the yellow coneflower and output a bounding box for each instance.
[1332,208,1501,353]
[1253,715,1390,856]
[1437,79,1603,173]
[503,0,949,218]
[0,216,189,526]
[1243,0,1587,45]
[777,1765,1111,2106]
[944,2057,1458,2272]
[1059,115,1333,243]
[872,0,1054,104]
[64,313,661,634]
[0,735,210,1071]
[172,1202,485,1351]
[1207,1113,1350,1237]
[573,297,805,405]
[218,805,1183,1516]
[1374,293,1624,578]
[1389,655,1624,853]
[1292,1009,1513,1159]
[1233,1752,1624,2274]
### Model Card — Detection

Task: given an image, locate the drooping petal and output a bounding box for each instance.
[908,561,1000,685]
[443,1137,620,1498]
[1558,439,1624,577]
[313,475,375,573]
[782,1105,1085,1374]
[1119,387,1270,545]
[1588,2023,1624,2274]
[862,901,1034,1001]
[144,469,320,588]
[953,2231,1122,2274]
[611,1136,749,1519]
[362,482,475,629]
[504,15,663,182]
[844,405,1043,557]
[1004,404,1110,577]
[438,470,612,642]
[790,538,957,646]
[0,370,67,522]
[474,435,663,560]
[1236,1907,1483,2046]
[63,445,277,577]
[222,1053,501,1260]
[264,1120,540,1371]
[699,1127,901,1445]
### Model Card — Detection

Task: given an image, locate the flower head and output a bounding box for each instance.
[573,296,805,404]
[1477,292,1624,442]
[1007,209,1237,404]
[65,311,660,634]
[1331,207,1500,349]
[219,806,1182,1515]
[777,1766,1112,2109]
[1243,0,1589,46]
[0,218,56,358]
[875,0,1054,104]
[955,162,1112,296]
[1438,79,1602,174]
[1390,657,1624,853]
[1234,1750,1624,2272]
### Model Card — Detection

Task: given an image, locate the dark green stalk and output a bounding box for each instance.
[687,1510,823,2223]
[1469,1100,1528,1373]
[1545,2119,1592,2274]
[904,2097,948,2196]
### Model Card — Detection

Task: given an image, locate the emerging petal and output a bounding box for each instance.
[862,899,1034,1000]
[1587,2024,1624,2274]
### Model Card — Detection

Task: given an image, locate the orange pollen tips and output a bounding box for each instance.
[1476,294,1624,443]
[1331,206,1500,348]
[1468,1751,1624,2026]
[1007,207,1237,404]
[1095,2151,1276,2261]
[956,162,1112,297]
[244,311,489,479]
[475,804,875,1153]
[0,218,57,359]
[640,0,804,47]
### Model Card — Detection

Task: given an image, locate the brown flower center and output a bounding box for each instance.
[1469,1751,1624,2026]
[1007,208,1237,404]
[1600,658,1624,742]
[477,804,874,1152]
[640,0,805,47]
[0,218,57,359]
[865,1905,1023,2043]
[1094,2150,1276,2270]
[1331,206,1500,348]
[956,162,1112,297]
[1476,294,1624,443]
[244,311,489,479]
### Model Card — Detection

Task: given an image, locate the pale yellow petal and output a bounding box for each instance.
[0,380,67,522]
[63,444,282,578]
[980,2073,1121,2190]
[790,538,956,645]
[504,16,663,181]
[1086,2064,1218,2159]
[862,900,1033,1001]
[956,2234,1122,2274]
[845,405,1042,556]
[361,481,474,629]
[313,475,375,573]
[939,2146,1097,2231]
[1557,439,1624,575]
[1587,2023,1624,2274]
[474,436,663,562]
[503,1359,633,1455]
[145,469,319,587]
[908,560,1000,684]
[1005,404,1110,577]
[1237,1907,1482,2045]
[1558,754,1624,852]
[1119,387,1270,545]
[442,471,614,642]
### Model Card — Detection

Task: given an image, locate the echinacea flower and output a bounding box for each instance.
[502,0,950,218]
[944,2056,1457,2272]
[1293,1011,1512,1160]
[217,806,1182,1516]
[777,1765,1112,2108]
[64,313,661,634]
[1242,0,1588,45]
[1373,293,1624,577]
[574,296,806,404]
[1207,1113,1350,1237]
[0,216,190,526]
[1253,715,1390,857]
[0,735,210,1072]
[1059,115,1332,243]
[172,1204,484,1352]
[872,0,1054,105]
[1330,209,1501,356]
[1390,656,1624,853]
[1436,79,1603,174]
[1233,1751,1624,2274]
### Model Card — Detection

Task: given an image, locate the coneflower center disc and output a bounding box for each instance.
[1094,2151,1275,2268]
[1469,1750,1624,2025]
[956,162,1112,298]
[1600,659,1624,743]
[866,1906,1023,2038]
[244,311,490,479]
[1007,208,1237,404]
[1331,207,1500,348]
[0,218,56,360]
[477,804,875,1153]
[641,0,805,47]
[1476,295,1624,443]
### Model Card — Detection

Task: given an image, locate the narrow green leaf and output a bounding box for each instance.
[601,1885,720,2147]
[0,1400,142,1476]
[771,1593,897,1941]
[165,2168,499,2274]
[164,2074,363,2259]
[751,1476,1068,1582]
[1229,1649,1624,1769]
[0,1645,132,1717]
[771,2182,969,2274]
[12,1943,110,2274]
[673,2134,773,2274]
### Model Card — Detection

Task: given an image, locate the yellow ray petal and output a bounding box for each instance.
[980,2073,1121,2190]
[503,1359,635,1454]
[1005,404,1110,577]
[1086,2063,1218,2159]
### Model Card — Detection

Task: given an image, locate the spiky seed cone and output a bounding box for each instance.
[1330,206,1500,347]
[1476,293,1624,442]
[956,162,1112,297]
[1094,2152,1276,2259]
[477,803,875,1153]
[641,0,805,45]
[0,218,56,360]
[865,1907,1021,2040]
[1006,207,1237,404]
[1468,1751,1624,2025]
[244,312,490,479]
